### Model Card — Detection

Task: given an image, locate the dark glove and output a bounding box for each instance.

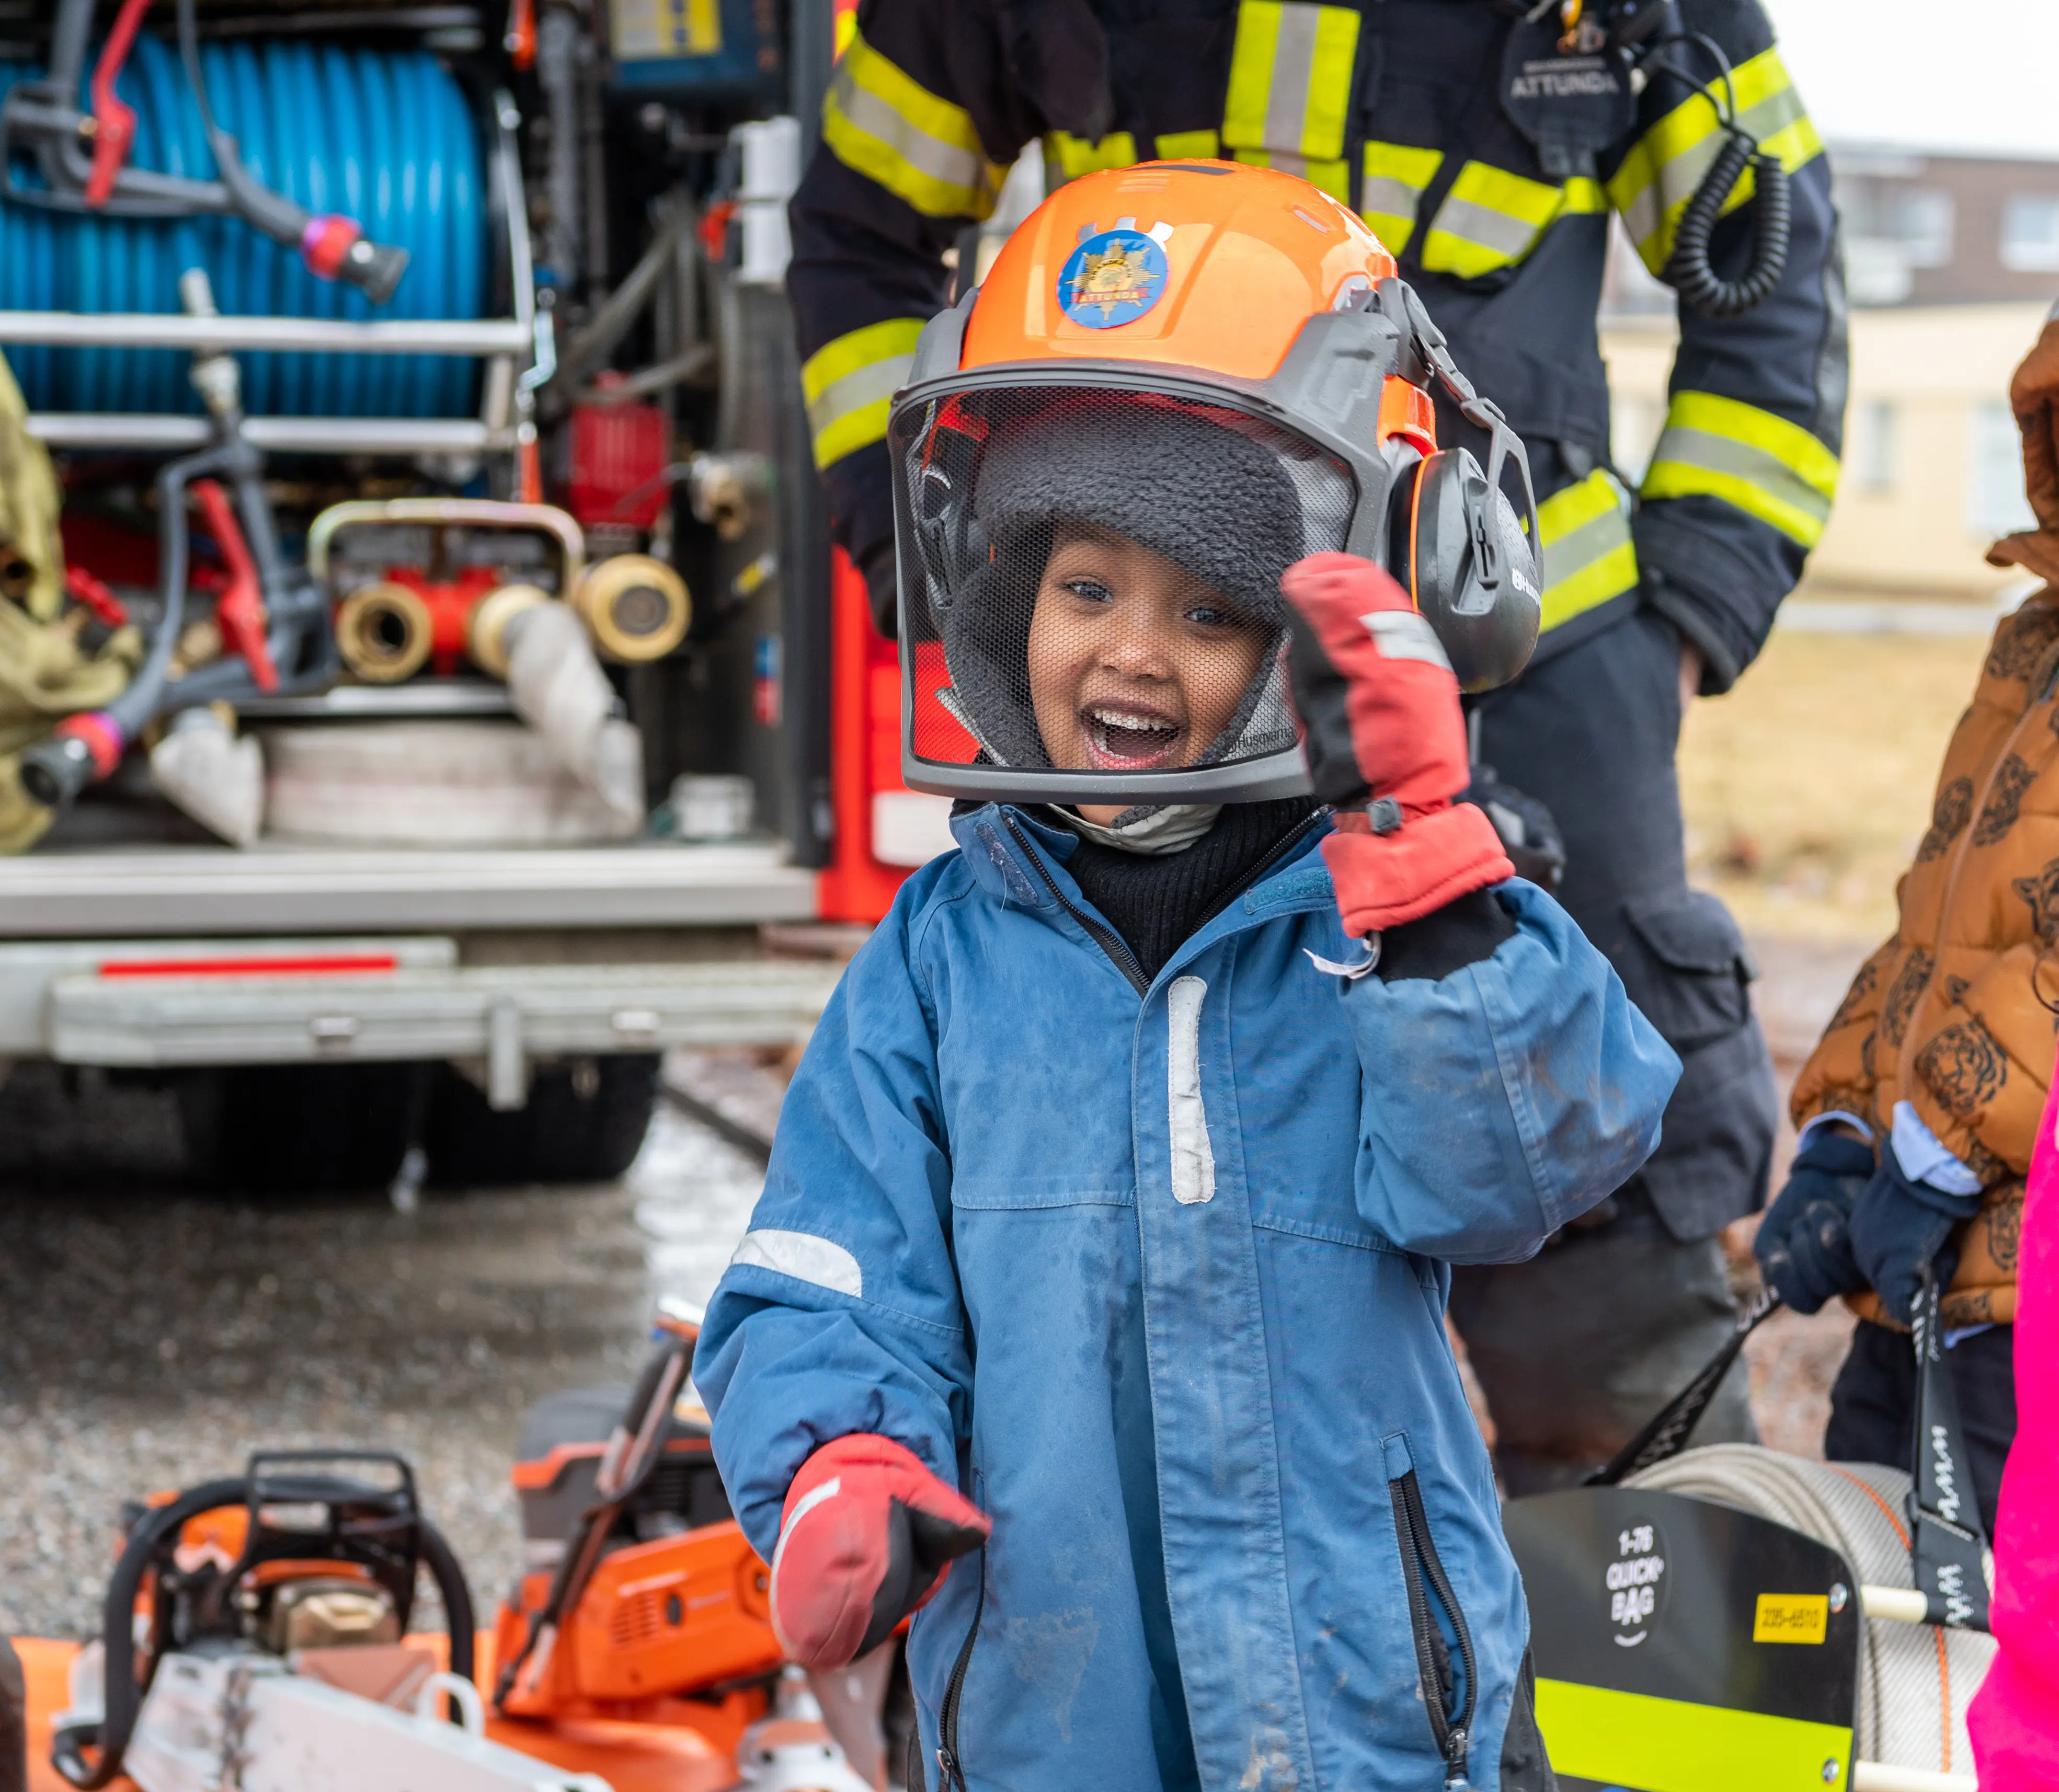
[1754,1131,1875,1313]
[1461,766,1565,890]
[769,1433,990,1669]
[1282,554,1513,935]
[1849,1147,1983,1327]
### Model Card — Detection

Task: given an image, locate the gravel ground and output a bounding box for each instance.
[0,1052,771,1640]
[0,933,1878,1642]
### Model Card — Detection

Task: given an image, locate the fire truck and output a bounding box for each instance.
[0,0,932,1188]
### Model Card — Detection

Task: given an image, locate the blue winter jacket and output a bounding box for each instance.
[696,805,1679,1792]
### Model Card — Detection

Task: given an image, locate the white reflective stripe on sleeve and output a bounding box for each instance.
[730,1228,865,1298]
[1364,608,1453,670]
[1168,975,1216,1206]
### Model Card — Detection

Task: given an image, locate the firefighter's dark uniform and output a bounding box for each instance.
[788,0,1847,1491]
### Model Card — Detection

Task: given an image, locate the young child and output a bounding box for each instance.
[695,163,1678,1792]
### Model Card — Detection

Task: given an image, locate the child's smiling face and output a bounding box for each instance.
[1025,521,1271,824]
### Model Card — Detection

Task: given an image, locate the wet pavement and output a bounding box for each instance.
[0,1052,774,1640]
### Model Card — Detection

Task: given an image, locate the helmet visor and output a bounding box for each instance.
[893,382,1355,801]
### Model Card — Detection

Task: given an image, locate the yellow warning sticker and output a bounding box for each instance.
[1752,1593,1829,1644]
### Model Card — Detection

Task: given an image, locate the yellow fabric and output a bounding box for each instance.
[1536,469,1639,633]
[0,601,143,856]
[802,317,927,469]
[0,354,65,622]
[1417,163,1605,279]
[822,24,1003,220]
[1221,2,1360,160]
[1606,47,1822,274]
[1154,129,1221,162]
[1640,390,1839,548]
[1357,141,1443,254]
[1791,595,2059,1328]
[1046,130,1140,181]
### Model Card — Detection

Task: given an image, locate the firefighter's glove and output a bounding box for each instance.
[771,1433,989,1670]
[1282,553,1512,936]
[1752,1131,1874,1313]
[1850,1150,1982,1328]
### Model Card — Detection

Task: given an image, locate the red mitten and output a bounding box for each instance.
[1282,552,1513,935]
[770,1434,990,1669]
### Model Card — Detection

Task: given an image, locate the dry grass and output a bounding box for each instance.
[1679,627,1992,943]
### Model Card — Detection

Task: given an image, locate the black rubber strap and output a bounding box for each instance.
[1583,1285,1778,1486]
[1908,1268,1992,1632]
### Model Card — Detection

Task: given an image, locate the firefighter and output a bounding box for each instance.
[786,0,1845,1488]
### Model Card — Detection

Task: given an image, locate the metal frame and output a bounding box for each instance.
[8,88,536,457]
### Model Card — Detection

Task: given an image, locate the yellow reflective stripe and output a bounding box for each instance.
[1418,164,1605,279]
[1231,146,1349,201]
[1537,469,1638,632]
[1358,141,1443,253]
[1222,2,1360,163]
[802,318,926,468]
[1155,129,1221,161]
[1607,47,1820,273]
[822,25,1002,220]
[1045,130,1140,181]
[1536,1679,1851,1792]
[1641,390,1839,547]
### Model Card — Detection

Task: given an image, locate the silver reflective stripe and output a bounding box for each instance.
[1360,174,1425,219]
[1543,503,1633,586]
[1364,609,1454,670]
[1167,975,1216,1207]
[1648,423,1834,530]
[1617,82,1808,253]
[829,56,989,197]
[804,353,915,445]
[1425,192,1541,260]
[730,1227,865,1298]
[1263,4,1325,152]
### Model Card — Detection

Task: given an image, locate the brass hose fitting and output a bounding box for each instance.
[466,582,553,680]
[571,554,690,663]
[335,580,433,683]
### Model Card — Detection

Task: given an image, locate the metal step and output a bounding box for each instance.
[49,960,841,1092]
[0,842,820,936]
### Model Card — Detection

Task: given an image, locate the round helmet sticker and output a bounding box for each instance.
[1059,228,1170,329]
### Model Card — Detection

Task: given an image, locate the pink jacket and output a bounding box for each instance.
[1970,1074,2059,1786]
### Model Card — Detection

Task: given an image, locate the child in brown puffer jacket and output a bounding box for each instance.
[1756,316,2059,1533]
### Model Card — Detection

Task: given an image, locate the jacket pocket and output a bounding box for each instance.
[1384,1432,1477,1789]
[1618,889,1753,1051]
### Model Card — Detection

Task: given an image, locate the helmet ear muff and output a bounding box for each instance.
[1393,447,1541,692]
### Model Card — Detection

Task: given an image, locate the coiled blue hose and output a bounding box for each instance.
[0,32,486,418]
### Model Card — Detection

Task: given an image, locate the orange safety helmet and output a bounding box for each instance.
[890,159,1540,808]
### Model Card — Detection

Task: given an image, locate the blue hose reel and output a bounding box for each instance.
[0,32,487,418]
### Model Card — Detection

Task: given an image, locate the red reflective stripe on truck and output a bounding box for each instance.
[95,955,403,978]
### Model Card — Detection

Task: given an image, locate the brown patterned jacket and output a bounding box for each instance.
[1790,594,2059,1327]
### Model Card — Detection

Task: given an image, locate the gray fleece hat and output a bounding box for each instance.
[934,397,1309,769]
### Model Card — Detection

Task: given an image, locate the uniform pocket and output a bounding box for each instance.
[1383,1431,1477,1789]
[1618,888,1753,1051]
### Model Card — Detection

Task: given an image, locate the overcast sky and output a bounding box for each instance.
[1771,0,2059,157]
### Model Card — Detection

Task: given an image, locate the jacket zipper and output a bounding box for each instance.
[1002,812,1150,994]
[1189,807,1329,938]
[1390,1468,1477,1790]
[1002,807,1328,997]
[933,1542,986,1792]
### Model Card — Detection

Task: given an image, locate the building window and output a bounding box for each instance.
[1857,400,1897,493]
[1967,400,2035,537]
[2001,196,2059,272]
